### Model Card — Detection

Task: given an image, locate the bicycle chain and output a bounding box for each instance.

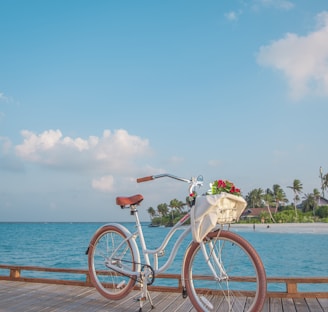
[110,258,155,285]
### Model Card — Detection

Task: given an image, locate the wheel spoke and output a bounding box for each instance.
[88,225,136,300]
[184,230,266,312]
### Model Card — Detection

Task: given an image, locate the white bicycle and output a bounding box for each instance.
[86,174,267,312]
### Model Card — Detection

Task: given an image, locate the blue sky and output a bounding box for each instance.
[1,0,328,222]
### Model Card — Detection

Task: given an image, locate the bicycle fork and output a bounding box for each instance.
[181,236,228,297]
[201,239,229,281]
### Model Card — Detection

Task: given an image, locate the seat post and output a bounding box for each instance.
[133,206,150,266]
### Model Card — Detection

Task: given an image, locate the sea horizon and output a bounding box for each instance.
[1,221,327,233]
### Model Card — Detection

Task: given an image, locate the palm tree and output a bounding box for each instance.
[323,173,328,198]
[287,179,303,217]
[147,207,156,220]
[313,188,321,207]
[319,167,327,198]
[245,188,263,208]
[262,188,276,223]
[272,184,288,213]
[157,203,168,217]
[302,193,316,214]
[169,198,185,214]
[313,188,321,214]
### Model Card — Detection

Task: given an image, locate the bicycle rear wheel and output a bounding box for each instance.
[184,230,266,312]
[88,225,136,300]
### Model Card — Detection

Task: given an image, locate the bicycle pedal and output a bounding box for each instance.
[134,296,146,302]
[116,280,126,289]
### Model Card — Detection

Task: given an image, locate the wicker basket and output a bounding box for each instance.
[215,196,246,224]
[191,193,247,242]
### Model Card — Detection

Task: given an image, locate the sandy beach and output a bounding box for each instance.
[230,222,328,234]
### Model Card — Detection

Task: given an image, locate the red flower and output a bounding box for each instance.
[210,179,241,196]
[218,180,226,188]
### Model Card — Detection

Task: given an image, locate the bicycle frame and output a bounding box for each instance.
[104,207,192,279]
[105,203,230,286]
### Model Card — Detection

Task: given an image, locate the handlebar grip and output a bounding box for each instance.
[136,176,154,183]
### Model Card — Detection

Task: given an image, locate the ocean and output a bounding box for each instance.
[0,222,327,292]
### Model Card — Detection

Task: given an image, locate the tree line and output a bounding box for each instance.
[147,171,328,226]
[147,198,189,227]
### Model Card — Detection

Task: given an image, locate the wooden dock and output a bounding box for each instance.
[0,280,327,312]
[0,265,328,311]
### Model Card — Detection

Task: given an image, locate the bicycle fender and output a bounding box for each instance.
[181,241,195,289]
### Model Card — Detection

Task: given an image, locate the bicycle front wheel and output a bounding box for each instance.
[88,225,136,300]
[184,230,266,312]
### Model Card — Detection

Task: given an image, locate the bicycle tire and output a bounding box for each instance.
[184,230,266,312]
[88,225,136,300]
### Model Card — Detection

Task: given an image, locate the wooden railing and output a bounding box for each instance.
[0,264,327,299]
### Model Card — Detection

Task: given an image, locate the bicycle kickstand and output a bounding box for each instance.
[134,272,155,312]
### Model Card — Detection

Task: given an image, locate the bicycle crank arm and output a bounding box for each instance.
[104,260,139,279]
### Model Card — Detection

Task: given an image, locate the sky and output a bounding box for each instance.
[1,0,328,222]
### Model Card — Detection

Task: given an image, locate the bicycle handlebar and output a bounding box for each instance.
[137,173,191,184]
[136,173,204,194]
[136,176,154,183]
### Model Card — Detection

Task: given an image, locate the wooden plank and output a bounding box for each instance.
[14,284,56,312]
[142,291,168,312]
[317,298,328,310]
[305,298,325,312]
[281,297,297,312]
[172,298,196,312]
[270,298,284,312]
[293,298,310,312]
[38,286,98,312]
[234,296,248,312]
[0,280,325,312]
[261,298,271,312]
[144,291,182,311]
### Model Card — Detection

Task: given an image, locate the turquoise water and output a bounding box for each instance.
[0,222,327,292]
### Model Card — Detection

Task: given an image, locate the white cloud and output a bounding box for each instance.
[0,92,14,104]
[257,11,328,100]
[15,128,151,172]
[0,92,7,101]
[92,175,115,192]
[225,11,240,21]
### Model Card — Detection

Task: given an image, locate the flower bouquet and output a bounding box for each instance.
[207,179,241,196]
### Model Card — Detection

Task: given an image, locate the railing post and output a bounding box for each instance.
[10,268,21,279]
[86,272,92,286]
[178,276,182,291]
[286,281,298,294]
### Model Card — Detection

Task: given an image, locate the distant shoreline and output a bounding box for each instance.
[230,222,328,234]
[1,221,328,234]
